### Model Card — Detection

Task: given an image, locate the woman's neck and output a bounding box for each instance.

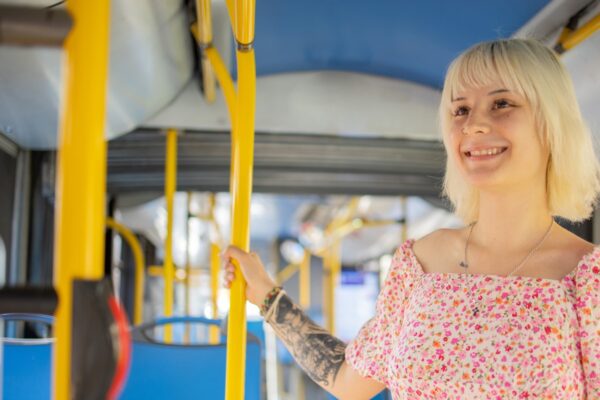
[473,183,552,254]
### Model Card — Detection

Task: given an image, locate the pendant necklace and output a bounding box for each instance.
[459,218,555,317]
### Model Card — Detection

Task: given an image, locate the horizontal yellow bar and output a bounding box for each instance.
[561,13,600,51]
[276,262,300,284]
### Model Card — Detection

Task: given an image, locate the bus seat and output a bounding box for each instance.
[120,316,262,400]
[1,314,54,400]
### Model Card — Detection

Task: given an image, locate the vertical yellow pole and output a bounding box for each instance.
[164,129,178,343]
[184,192,192,344]
[195,0,216,103]
[209,242,221,344]
[226,0,256,398]
[324,241,341,335]
[323,249,332,333]
[299,249,310,309]
[52,1,110,398]
[208,193,221,344]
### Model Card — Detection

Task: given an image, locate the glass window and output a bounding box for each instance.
[0,236,5,287]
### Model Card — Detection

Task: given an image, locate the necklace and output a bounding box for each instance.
[459,218,555,317]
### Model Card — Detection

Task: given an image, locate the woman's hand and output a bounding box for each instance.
[221,246,278,306]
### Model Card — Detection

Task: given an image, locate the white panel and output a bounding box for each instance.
[145,71,442,141]
[0,0,194,149]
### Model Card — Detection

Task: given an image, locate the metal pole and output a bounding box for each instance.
[299,249,311,309]
[53,1,110,398]
[163,129,178,343]
[225,0,256,398]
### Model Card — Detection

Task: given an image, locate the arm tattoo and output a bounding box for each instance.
[265,293,346,387]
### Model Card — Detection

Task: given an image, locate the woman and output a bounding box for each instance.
[222,39,600,399]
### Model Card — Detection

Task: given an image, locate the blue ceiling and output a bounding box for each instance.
[249,0,550,89]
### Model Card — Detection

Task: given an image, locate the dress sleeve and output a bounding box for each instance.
[345,241,416,385]
[574,249,600,399]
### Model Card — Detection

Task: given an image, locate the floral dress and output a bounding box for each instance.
[346,239,600,399]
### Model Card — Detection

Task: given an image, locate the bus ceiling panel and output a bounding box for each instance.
[248,0,551,88]
[107,171,443,198]
[107,130,446,174]
[109,145,444,175]
[107,130,445,196]
[144,71,442,141]
[0,0,193,150]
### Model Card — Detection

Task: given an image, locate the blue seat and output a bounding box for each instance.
[120,316,262,400]
[2,339,53,400]
[1,314,53,400]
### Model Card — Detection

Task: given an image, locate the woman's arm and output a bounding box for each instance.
[222,246,385,399]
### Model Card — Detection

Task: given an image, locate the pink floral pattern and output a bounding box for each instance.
[346,239,600,399]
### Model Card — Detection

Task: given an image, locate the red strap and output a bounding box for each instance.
[106,296,132,400]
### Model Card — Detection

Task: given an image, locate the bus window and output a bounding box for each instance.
[0,235,5,287]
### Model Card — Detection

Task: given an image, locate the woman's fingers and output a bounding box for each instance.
[221,245,247,263]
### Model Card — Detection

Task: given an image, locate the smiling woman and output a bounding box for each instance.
[223,38,600,400]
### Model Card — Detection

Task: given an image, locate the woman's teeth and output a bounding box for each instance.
[468,147,505,156]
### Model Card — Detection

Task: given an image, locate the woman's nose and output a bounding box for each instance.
[461,112,490,135]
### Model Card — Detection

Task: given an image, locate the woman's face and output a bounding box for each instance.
[444,83,549,191]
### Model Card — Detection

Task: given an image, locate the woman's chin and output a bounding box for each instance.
[463,172,505,189]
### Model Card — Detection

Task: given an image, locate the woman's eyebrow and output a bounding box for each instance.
[488,89,510,95]
[451,88,510,102]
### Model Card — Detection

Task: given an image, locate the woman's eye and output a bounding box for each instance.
[453,106,469,117]
[493,99,511,109]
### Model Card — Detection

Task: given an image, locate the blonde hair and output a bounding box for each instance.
[439,38,600,223]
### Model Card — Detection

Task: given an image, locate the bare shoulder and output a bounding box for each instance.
[412,228,465,274]
[548,224,596,273]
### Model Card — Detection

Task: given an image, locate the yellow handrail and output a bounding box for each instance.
[210,242,221,344]
[233,0,255,47]
[208,193,221,344]
[195,0,216,103]
[276,262,300,284]
[299,250,311,309]
[53,1,110,398]
[225,0,256,398]
[190,23,237,119]
[205,47,237,118]
[106,218,146,326]
[556,12,600,53]
[324,241,342,334]
[163,129,178,343]
[184,192,192,344]
[321,197,359,334]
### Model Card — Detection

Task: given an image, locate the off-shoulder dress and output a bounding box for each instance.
[346,239,600,399]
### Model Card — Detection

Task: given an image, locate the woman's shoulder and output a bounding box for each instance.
[550,225,599,280]
[411,227,465,274]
